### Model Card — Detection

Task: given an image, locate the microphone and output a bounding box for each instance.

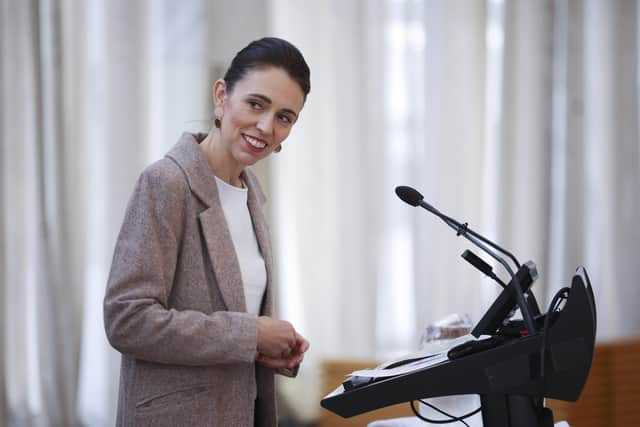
[395,186,444,218]
[395,186,423,207]
[394,185,540,336]
[395,185,520,277]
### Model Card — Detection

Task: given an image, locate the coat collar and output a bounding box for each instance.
[166,132,272,314]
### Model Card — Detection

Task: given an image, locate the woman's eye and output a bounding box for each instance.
[278,114,292,125]
[248,100,262,109]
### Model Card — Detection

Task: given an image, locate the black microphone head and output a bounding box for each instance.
[395,186,424,207]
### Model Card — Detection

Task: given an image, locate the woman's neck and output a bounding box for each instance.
[200,131,244,188]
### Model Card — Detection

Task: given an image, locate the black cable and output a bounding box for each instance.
[420,399,480,426]
[409,399,481,426]
[410,400,468,426]
[539,287,571,390]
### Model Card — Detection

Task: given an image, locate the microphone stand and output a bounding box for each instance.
[403,192,540,336]
[417,199,519,276]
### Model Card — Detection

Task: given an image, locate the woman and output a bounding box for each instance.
[104,37,310,427]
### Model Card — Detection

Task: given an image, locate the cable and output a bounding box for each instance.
[420,400,480,426]
[410,400,468,426]
[409,399,481,426]
[539,286,571,390]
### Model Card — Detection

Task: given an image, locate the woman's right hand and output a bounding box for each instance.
[257,316,297,358]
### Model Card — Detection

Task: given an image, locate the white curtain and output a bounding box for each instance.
[270,0,640,422]
[1,1,81,425]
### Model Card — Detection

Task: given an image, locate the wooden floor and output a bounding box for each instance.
[318,339,640,427]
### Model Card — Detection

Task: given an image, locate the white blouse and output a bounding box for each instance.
[214,176,267,315]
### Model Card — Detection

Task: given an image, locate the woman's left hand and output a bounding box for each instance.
[257,332,309,369]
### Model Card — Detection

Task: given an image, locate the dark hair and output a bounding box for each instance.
[224,37,311,101]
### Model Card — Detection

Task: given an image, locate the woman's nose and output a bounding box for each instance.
[256,114,274,134]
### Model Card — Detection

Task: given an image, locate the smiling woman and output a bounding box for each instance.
[200,66,305,181]
[103,37,311,427]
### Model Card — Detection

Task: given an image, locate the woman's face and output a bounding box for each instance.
[214,66,305,167]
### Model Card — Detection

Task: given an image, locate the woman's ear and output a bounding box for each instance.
[213,79,227,108]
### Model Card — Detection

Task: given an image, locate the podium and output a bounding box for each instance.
[320,268,596,427]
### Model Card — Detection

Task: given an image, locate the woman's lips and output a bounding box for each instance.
[242,133,268,152]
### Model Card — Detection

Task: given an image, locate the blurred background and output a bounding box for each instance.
[1,0,639,426]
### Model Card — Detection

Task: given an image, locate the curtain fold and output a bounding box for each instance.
[0,0,6,423]
[268,0,387,420]
[414,0,489,338]
[547,0,585,304]
[1,0,79,425]
[494,0,553,277]
[38,1,79,424]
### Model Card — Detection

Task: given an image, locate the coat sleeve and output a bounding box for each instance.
[103,162,258,366]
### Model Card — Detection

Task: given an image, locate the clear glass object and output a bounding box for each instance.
[418,313,473,352]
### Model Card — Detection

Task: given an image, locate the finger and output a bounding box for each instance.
[256,354,278,367]
[259,359,285,369]
[287,357,302,369]
[280,347,292,358]
[288,344,305,358]
[288,356,302,368]
[295,333,310,352]
[284,352,304,368]
[288,331,297,348]
[257,355,290,369]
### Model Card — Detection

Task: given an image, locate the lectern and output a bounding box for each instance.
[321,185,596,426]
[321,267,596,426]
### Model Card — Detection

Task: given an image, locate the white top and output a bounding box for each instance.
[215,176,267,315]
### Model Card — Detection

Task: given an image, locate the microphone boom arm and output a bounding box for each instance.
[419,200,518,278]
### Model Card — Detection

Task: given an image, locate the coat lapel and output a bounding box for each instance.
[244,171,273,316]
[166,133,273,314]
[198,207,247,312]
[166,133,246,312]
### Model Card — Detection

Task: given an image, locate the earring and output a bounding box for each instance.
[214,117,221,129]
[274,145,282,153]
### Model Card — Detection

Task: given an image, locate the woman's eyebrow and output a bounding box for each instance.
[248,93,298,118]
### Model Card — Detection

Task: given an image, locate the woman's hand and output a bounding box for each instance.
[256,329,310,369]
[257,316,297,358]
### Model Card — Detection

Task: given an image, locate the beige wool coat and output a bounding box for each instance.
[104,133,279,427]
